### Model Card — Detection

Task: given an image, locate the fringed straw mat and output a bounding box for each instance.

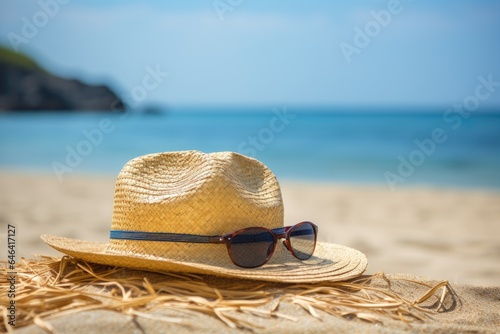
[1,256,454,333]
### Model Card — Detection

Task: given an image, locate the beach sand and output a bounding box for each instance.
[1,171,499,332]
[1,171,498,287]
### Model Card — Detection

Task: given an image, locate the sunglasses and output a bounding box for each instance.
[110,221,318,268]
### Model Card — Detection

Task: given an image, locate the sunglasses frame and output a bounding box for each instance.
[209,221,318,268]
[110,221,318,269]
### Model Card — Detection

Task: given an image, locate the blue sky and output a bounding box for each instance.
[1,0,499,108]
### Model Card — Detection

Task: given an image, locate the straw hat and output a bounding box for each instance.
[42,151,367,283]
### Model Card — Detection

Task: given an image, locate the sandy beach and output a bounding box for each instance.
[1,171,500,333]
[1,171,498,287]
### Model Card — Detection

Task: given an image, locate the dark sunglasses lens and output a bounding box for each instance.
[289,222,316,260]
[229,228,275,268]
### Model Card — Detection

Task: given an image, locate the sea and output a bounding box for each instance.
[1,107,500,190]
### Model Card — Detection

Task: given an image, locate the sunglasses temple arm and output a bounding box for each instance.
[208,236,226,244]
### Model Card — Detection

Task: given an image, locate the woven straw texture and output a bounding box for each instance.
[42,151,367,282]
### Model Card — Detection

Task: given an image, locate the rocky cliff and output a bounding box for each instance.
[0,47,125,112]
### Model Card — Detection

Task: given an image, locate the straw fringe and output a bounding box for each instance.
[0,256,453,332]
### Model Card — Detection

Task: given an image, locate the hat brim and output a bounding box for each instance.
[41,234,367,283]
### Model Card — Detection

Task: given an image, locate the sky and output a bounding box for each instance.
[1,0,500,109]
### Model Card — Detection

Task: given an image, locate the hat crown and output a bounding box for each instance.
[110,151,284,236]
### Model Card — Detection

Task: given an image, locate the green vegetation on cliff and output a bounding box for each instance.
[0,46,42,71]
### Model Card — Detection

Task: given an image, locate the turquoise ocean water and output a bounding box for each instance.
[1,107,499,190]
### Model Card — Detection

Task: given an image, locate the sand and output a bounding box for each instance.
[11,276,500,334]
[1,171,499,332]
